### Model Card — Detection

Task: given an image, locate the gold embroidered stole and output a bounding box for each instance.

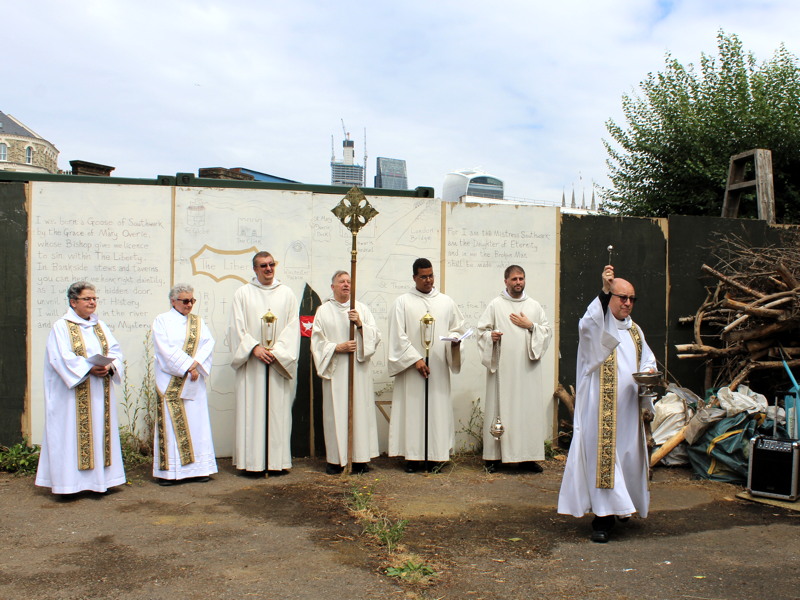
[66,321,112,471]
[156,313,200,470]
[596,322,642,489]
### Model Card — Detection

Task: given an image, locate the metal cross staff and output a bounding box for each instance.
[331,187,379,475]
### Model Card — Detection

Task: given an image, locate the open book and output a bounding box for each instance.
[87,354,115,367]
[439,328,474,343]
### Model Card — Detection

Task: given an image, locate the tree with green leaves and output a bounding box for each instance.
[602,31,800,223]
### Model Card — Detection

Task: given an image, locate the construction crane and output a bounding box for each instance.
[341,118,349,141]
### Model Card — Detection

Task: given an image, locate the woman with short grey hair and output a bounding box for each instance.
[152,283,217,485]
[35,281,126,495]
[169,283,194,301]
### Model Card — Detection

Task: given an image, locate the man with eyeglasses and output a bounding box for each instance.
[229,251,299,475]
[558,265,656,543]
[151,284,217,485]
[36,281,126,495]
[387,257,467,473]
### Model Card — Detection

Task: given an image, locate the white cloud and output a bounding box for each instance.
[6,0,800,202]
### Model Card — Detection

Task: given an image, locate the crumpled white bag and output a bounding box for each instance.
[716,385,768,417]
[652,391,692,465]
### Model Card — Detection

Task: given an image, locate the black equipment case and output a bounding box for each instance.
[747,436,800,501]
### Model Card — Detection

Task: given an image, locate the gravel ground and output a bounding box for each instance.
[1,455,798,600]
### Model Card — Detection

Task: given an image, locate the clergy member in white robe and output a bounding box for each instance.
[388,258,467,472]
[478,265,552,472]
[229,251,300,473]
[152,284,217,484]
[311,271,381,474]
[558,265,656,543]
[36,281,126,495]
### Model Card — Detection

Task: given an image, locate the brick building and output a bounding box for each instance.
[0,111,59,174]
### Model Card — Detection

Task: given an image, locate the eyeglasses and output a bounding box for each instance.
[415,274,434,281]
[175,298,197,305]
[77,297,98,302]
[258,262,276,268]
[610,293,636,304]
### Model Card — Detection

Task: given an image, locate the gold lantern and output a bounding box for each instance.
[420,313,436,355]
[261,309,278,350]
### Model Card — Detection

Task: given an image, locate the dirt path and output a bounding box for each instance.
[1,456,798,600]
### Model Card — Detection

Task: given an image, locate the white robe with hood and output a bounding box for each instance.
[311,298,380,465]
[387,287,467,461]
[477,290,552,462]
[229,278,299,471]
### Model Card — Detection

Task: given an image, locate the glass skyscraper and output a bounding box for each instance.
[374,157,408,190]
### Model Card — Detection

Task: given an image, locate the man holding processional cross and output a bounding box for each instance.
[311,270,381,474]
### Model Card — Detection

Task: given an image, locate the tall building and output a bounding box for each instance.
[0,111,59,174]
[331,133,364,187]
[442,168,504,202]
[374,157,408,190]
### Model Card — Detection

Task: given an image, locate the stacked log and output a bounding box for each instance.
[676,234,800,391]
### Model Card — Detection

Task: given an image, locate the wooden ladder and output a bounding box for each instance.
[720,149,775,224]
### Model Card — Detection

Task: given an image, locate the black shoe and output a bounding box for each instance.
[326,463,344,475]
[521,461,543,473]
[351,463,370,474]
[485,460,501,473]
[591,530,610,543]
[404,461,419,473]
[616,515,631,523]
[193,476,211,483]
[267,469,287,477]
[156,478,179,486]
[237,469,267,478]
[591,514,615,541]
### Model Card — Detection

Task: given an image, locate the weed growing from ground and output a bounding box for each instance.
[345,479,437,581]
[346,479,410,552]
[347,479,378,513]
[0,439,41,475]
[386,556,437,584]
[455,397,483,455]
[119,331,157,470]
[365,515,408,552]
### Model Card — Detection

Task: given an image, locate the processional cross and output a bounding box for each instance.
[331,187,379,474]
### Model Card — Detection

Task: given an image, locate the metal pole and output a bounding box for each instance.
[330,187,379,476]
[346,233,357,475]
[424,351,430,473]
[264,364,270,474]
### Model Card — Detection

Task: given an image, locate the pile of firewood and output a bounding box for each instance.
[676,233,800,391]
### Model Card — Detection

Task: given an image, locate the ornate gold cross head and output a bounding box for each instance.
[331,186,379,235]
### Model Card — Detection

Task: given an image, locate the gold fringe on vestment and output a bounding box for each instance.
[156,314,200,470]
[595,323,643,489]
[67,321,112,470]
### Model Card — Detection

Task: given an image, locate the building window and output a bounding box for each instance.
[26,146,33,164]
[0,143,6,161]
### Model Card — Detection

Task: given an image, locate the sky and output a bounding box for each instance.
[6,1,800,204]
